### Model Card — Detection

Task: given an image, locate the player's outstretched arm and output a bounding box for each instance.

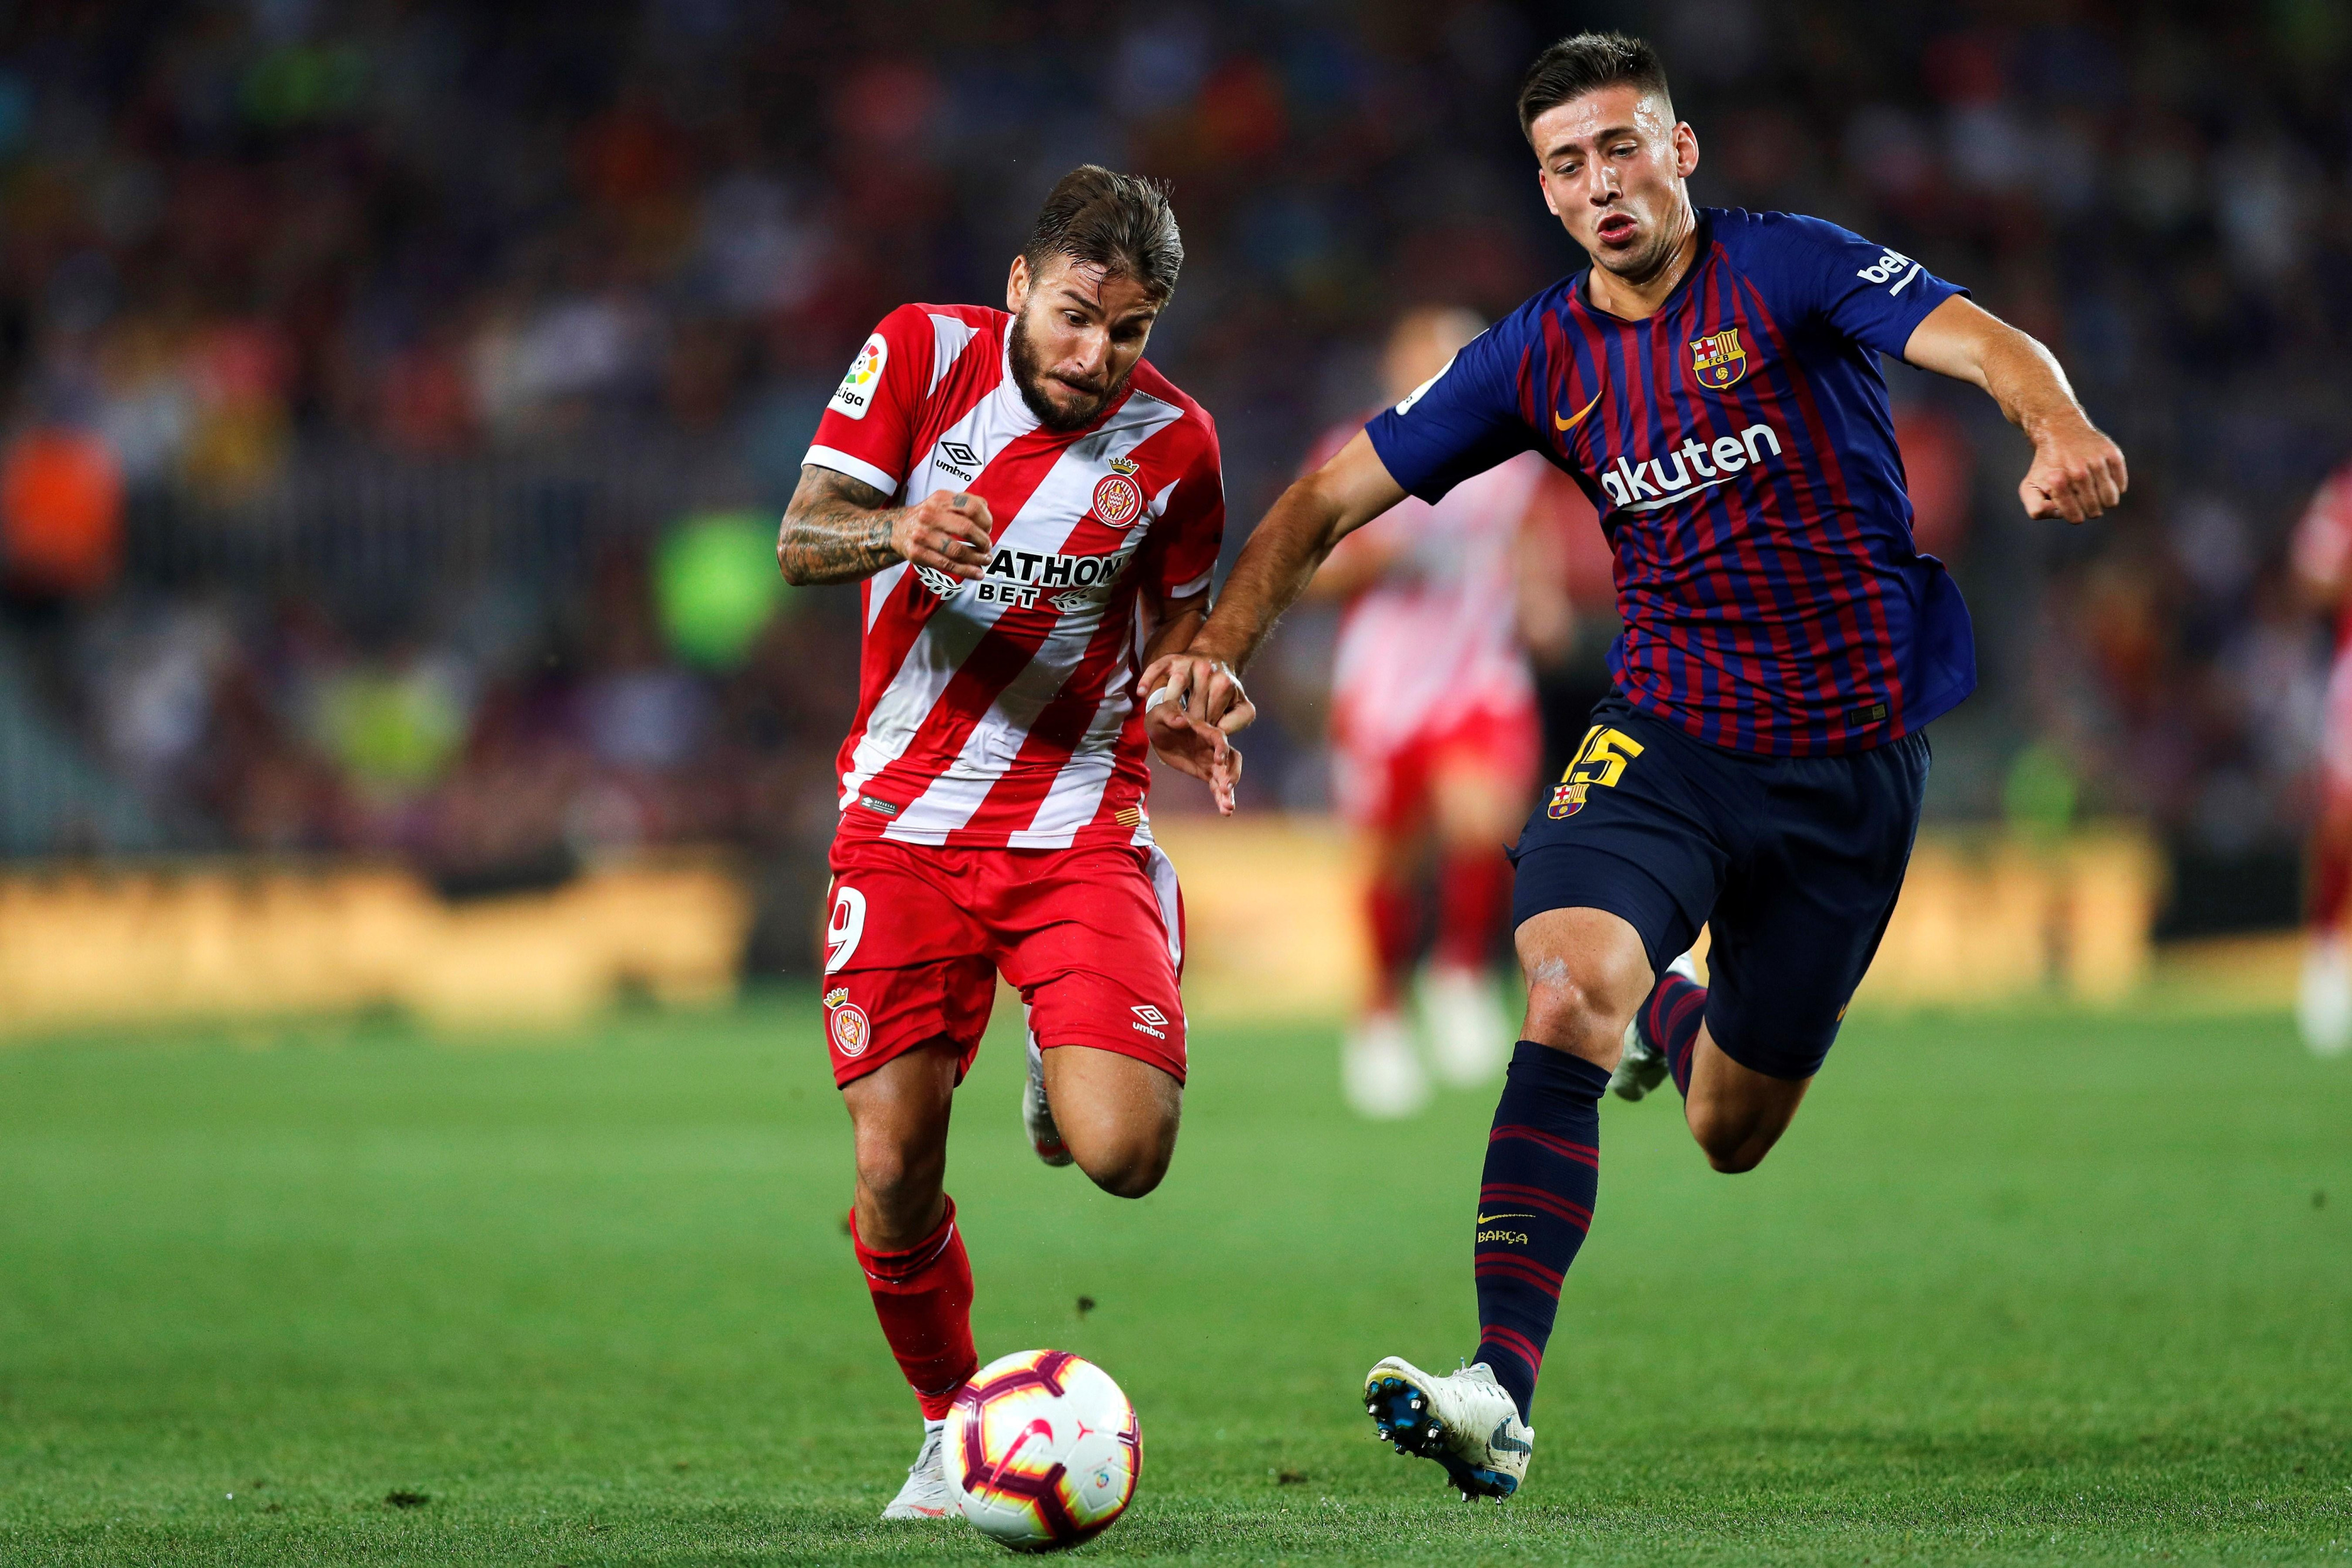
[1140,430,1408,734]
[1901,296,2127,524]
[776,465,995,586]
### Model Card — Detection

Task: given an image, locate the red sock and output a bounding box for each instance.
[1435,851,1510,971]
[1367,874,1418,1010]
[852,1196,977,1420]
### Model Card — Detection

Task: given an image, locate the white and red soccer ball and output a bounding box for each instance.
[945,1349,1141,1552]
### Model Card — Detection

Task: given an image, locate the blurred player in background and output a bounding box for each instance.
[1305,307,1572,1118]
[1147,32,2125,1499]
[2290,457,2352,1057]
[776,166,1238,1519]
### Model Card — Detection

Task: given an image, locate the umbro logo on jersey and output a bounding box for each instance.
[1130,1004,1168,1039]
[1596,421,1783,513]
[935,440,980,480]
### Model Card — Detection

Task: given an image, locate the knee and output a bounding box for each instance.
[1520,959,1644,1065]
[1071,1120,1177,1201]
[854,1131,945,1226]
[1515,915,1654,1064]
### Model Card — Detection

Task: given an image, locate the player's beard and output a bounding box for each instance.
[1008,307,1128,433]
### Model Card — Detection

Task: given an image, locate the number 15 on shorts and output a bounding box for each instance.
[1548,725,1644,820]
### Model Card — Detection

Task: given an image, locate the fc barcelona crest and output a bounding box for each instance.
[1547,780,1588,819]
[1689,327,1749,390]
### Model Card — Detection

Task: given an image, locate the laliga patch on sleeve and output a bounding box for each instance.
[830,333,888,419]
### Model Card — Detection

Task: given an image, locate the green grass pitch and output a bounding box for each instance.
[0,996,2346,1564]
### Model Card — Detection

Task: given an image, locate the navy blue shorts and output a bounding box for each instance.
[1508,693,1930,1082]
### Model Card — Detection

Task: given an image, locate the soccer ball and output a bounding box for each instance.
[945,1348,1141,1552]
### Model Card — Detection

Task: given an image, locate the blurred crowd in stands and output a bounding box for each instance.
[2,0,2350,948]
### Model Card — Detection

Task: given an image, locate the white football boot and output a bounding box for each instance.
[1021,1030,1074,1166]
[880,1420,951,1519]
[1422,966,1511,1086]
[1362,1356,1533,1499]
[2298,936,2352,1058]
[1342,1010,1430,1119]
[1611,949,1703,1102]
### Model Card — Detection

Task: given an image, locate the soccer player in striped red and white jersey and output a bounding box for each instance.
[1148,34,2127,1499]
[1303,307,1571,1118]
[776,166,1238,1519]
[2290,457,2352,1056]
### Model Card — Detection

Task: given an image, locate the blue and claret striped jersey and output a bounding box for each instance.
[1366,208,1975,757]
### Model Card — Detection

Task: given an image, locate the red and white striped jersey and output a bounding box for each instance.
[806,303,1224,850]
[2295,459,2352,654]
[1308,418,1547,758]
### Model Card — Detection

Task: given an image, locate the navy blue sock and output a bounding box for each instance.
[1473,1041,1608,1423]
[1641,972,1708,1096]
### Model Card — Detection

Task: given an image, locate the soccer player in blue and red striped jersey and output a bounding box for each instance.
[1142,32,2127,1499]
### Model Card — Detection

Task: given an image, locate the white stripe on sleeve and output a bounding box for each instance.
[804,444,900,497]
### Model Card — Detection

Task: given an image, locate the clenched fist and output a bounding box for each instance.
[2020,418,2128,524]
[893,490,995,580]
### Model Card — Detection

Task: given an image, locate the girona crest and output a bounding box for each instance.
[1091,473,1143,527]
[1689,327,1749,391]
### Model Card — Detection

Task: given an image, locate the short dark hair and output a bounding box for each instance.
[1023,165,1184,303]
[1516,32,1673,141]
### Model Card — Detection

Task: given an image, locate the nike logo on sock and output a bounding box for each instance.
[1475,1212,1536,1225]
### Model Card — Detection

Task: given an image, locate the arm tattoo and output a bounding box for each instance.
[777,466,904,585]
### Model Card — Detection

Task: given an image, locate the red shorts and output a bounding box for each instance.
[1334,700,1542,835]
[820,836,1187,1089]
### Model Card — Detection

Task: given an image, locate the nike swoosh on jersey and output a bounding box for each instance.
[1552,390,1603,433]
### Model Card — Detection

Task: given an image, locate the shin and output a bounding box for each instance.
[842,1045,976,1419]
